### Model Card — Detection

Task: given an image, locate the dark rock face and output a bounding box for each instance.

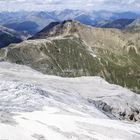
[31,21,60,39]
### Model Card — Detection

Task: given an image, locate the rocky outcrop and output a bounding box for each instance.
[88,99,140,122]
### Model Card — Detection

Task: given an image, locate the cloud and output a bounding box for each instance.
[0,0,139,11]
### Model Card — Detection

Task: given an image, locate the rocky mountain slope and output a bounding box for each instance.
[0,20,140,93]
[0,25,29,48]
[0,62,140,140]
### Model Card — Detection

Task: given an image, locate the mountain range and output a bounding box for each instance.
[94,19,135,29]
[0,10,140,35]
[1,10,139,48]
[0,20,140,94]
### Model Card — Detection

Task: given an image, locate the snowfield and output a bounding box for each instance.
[0,62,140,140]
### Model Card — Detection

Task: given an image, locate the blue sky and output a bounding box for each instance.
[0,0,140,12]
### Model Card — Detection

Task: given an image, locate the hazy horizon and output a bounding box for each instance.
[0,0,140,12]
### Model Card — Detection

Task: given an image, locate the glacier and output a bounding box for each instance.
[0,62,140,140]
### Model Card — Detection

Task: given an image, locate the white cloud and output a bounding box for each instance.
[0,0,140,11]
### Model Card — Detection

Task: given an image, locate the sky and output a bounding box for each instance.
[0,0,140,12]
